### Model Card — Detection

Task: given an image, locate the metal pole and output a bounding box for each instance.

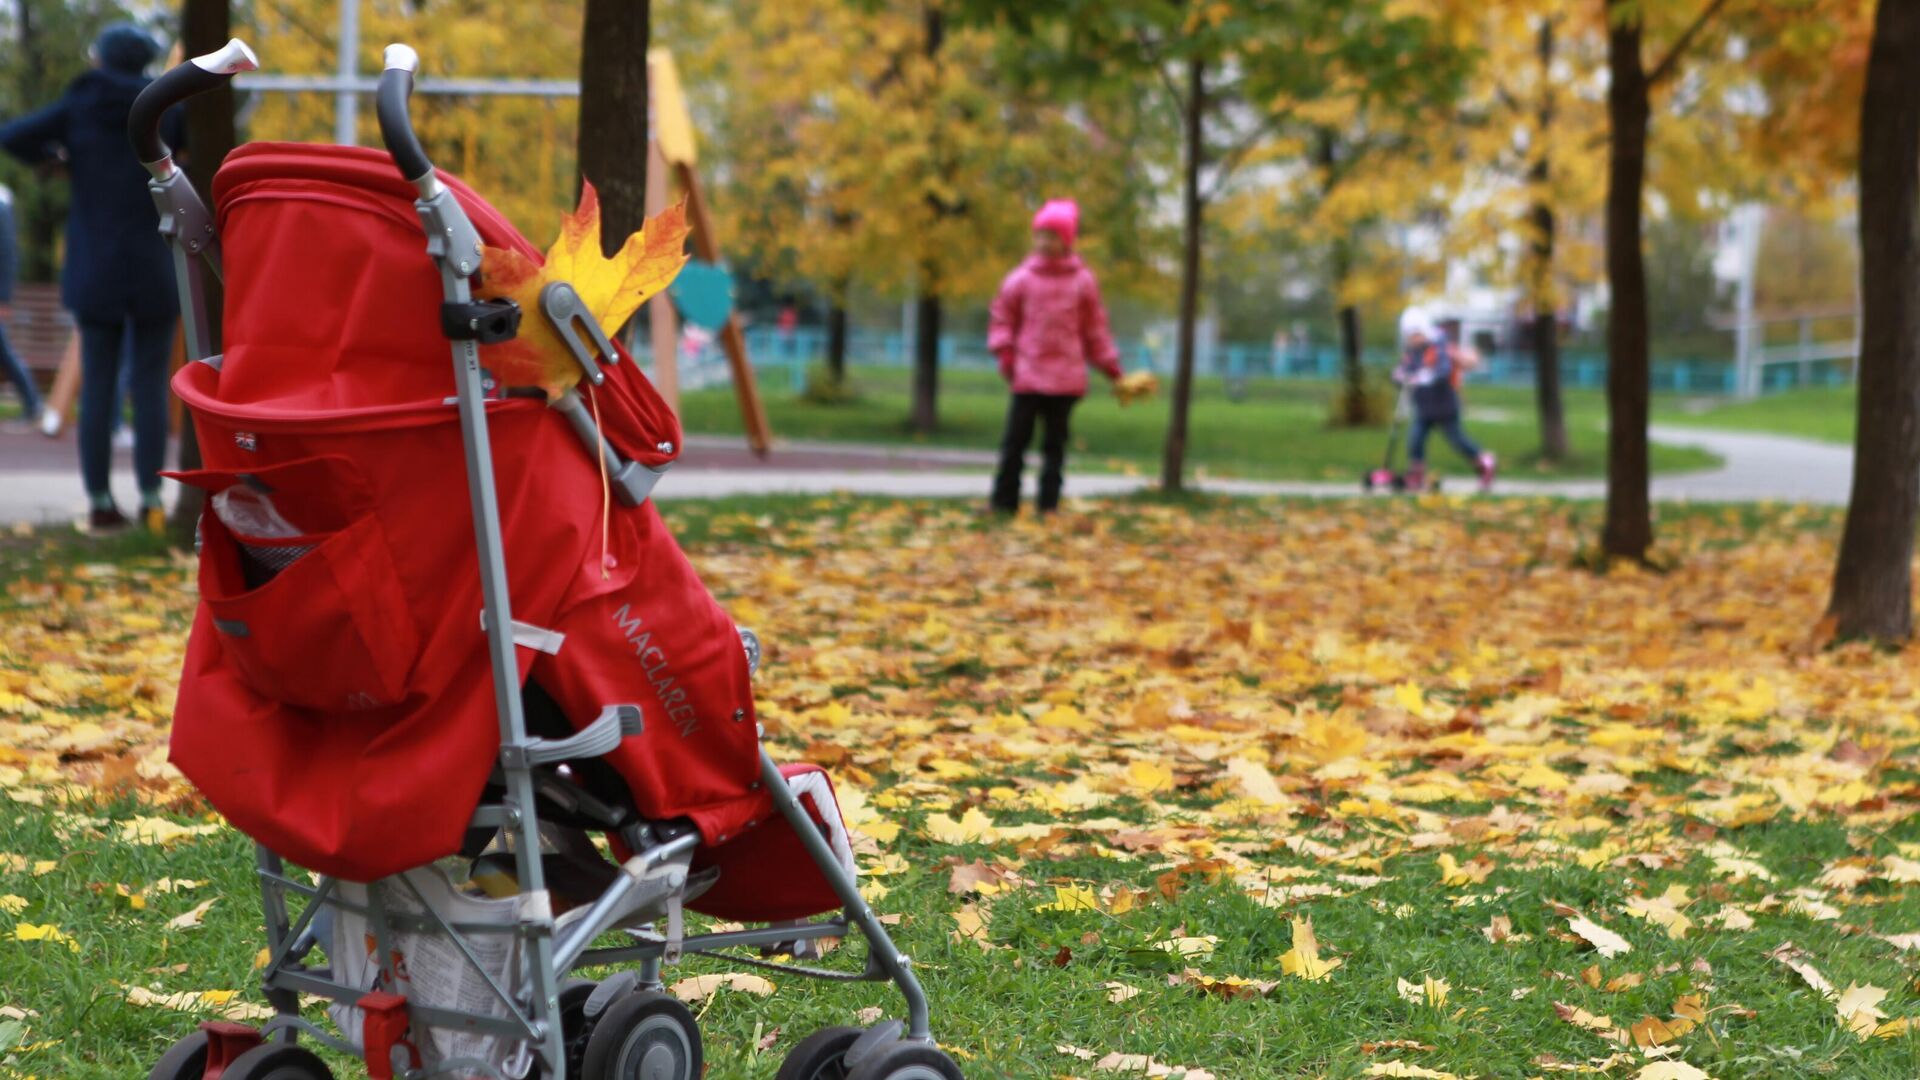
[335,0,359,145]
[1731,203,1761,398]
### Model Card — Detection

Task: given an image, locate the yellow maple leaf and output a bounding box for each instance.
[1115,370,1159,407]
[1836,982,1889,1040]
[13,923,77,952]
[1396,975,1451,1008]
[479,181,690,398]
[923,807,998,845]
[1124,758,1175,795]
[1279,915,1341,980]
[1034,884,1099,913]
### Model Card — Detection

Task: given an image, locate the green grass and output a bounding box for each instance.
[7,797,1920,1078]
[1655,387,1857,445]
[679,368,1723,482]
[4,500,1919,1079]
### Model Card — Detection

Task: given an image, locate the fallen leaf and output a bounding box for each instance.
[1566,915,1632,958]
[1396,975,1451,1008]
[667,972,775,1003]
[165,897,217,931]
[1279,915,1341,980]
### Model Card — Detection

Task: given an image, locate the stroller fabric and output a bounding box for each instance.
[168,145,843,918]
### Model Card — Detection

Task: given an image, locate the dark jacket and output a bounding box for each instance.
[0,69,183,323]
[0,183,15,304]
[1398,341,1464,421]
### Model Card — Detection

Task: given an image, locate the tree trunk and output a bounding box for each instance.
[1160,56,1205,493]
[577,0,649,256]
[908,4,945,435]
[1829,0,1920,641]
[1602,0,1652,561]
[826,300,848,382]
[1530,19,1569,463]
[1337,300,1364,423]
[1533,309,1567,459]
[1318,131,1369,427]
[167,0,240,547]
[911,294,940,433]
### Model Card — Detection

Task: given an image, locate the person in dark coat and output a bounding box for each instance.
[0,23,182,531]
[0,182,46,426]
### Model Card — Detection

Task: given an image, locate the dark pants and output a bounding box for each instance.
[78,316,173,499]
[991,393,1077,512]
[1408,413,1483,466]
[0,322,41,419]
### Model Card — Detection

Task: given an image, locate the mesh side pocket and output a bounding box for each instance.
[238,541,316,589]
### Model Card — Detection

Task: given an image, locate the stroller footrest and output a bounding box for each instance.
[504,704,641,769]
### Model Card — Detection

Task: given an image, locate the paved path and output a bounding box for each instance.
[0,422,1853,526]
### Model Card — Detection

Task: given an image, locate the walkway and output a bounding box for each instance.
[0,422,1853,527]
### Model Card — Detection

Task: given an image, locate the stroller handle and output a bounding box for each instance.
[129,38,259,173]
[376,44,438,193]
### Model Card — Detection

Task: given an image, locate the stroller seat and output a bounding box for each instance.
[168,142,844,920]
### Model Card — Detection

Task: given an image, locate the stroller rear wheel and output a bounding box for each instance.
[219,1043,334,1080]
[146,1031,208,1080]
[581,991,702,1080]
[776,1025,865,1080]
[844,1039,965,1080]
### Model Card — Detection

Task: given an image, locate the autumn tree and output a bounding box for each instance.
[1437,1,1610,462]
[245,0,585,235]
[963,0,1471,491]
[1599,0,1733,562]
[1830,0,1920,641]
[700,0,1154,428]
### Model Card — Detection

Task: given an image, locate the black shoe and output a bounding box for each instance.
[87,505,130,533]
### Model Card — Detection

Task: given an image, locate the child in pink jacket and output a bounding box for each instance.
[987,198,1122,514]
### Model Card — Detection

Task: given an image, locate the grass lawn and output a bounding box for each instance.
[6,496,1920,1079]
[679,368,1723,482]
[1655,388,1857,446]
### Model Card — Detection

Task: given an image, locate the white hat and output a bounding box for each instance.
[1398,306,1438,344]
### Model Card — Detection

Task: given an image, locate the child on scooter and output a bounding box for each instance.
[1394,306,1496,492]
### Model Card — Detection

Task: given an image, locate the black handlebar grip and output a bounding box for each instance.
[128,38,258,165]
[375,44,434,184]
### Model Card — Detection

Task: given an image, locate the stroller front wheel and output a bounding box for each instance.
[219,1043,333,1080]
[775,1025,864,1080]
[845,1039,965,1080]
[581,991,702,1080]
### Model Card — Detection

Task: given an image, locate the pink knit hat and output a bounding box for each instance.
[1032,198,1079,247]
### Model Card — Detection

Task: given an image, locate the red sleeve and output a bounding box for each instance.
[987,269,1023,359]
[1080,270,1122,380]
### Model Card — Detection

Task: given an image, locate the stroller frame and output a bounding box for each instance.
[137,41,932,1080]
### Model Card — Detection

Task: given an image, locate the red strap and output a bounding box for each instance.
[358,992,417,1080]
[198,1021,263,1080]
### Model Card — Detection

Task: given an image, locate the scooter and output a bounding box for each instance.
[1361,384,1440,493]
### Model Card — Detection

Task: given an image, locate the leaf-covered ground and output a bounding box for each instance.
[3,496,1920,1079]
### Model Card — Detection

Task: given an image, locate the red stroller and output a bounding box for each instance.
[137,41,960,1080]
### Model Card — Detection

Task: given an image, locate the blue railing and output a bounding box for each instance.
[720,327,1853,397]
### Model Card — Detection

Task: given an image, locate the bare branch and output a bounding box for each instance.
[1202,105,1294,202]
[1133,29,1188,117]
[1647,0,1731,88]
